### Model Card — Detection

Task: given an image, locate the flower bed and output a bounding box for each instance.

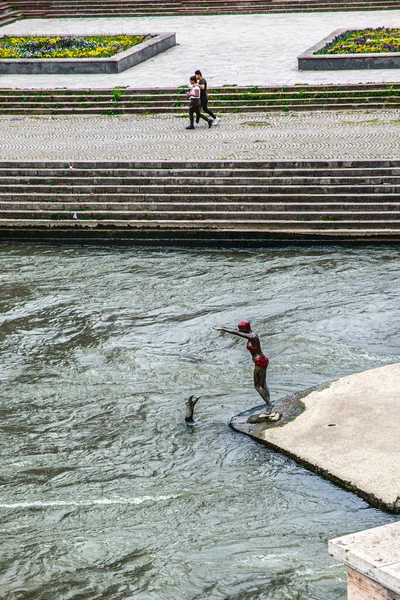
[315,27,400,55]
[298,28,400,71]
[0,32,176,74]
[0,35,147,59]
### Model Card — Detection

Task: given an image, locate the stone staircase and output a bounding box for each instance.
[2,84,400,116]
[0,0,21,25]
[8,0,400,17]
[1,160,400,243]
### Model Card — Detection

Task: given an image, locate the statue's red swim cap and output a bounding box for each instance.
[238,320,251,332]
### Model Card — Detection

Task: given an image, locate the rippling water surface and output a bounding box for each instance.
[1,242,399,600]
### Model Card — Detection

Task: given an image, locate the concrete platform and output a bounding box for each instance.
[230,362,400,512]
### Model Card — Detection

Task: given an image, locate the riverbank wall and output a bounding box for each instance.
[1,159,400,243]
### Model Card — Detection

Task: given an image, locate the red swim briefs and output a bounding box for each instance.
[253,355,269,368]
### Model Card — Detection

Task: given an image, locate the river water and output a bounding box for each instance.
[0,242,399,600]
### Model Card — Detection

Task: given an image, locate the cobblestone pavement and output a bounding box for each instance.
[2,11,400,89]
[2,110,400,160]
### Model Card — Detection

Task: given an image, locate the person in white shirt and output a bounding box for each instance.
[186,75,213,130]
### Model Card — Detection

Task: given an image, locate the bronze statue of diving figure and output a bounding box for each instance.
[212,320,280,422]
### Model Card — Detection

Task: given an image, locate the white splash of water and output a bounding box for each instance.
[0,495,178,509]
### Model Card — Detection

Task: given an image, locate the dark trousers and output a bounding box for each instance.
[201,97,216,120]
[189,105,209,125]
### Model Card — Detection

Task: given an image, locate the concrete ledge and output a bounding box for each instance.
[329,523,400,598]
[298,28,400,71]
[230,363,400,512]
[0,32,176,74]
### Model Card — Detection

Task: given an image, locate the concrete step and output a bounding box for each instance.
[1,202,399,211]
[0,15,19,23]
[12,0,400,5]
[0,10,18,18]
[2,210,400,222]
[3,175,400,185]
[1,83,400,96]
[1,89,400,100]
[2,97,400,109]
[0,160,398,241]
[8,0,400,17]
[1,84,400,116]
[2,184,400,194]
[36,1,400,6]
[30,5,400,15]
[0,0,20,22]
[2,167,400,177]
[2,104,400,116]
[37,7,399,14]
[22,1,400,13]
[2,193,400,203]
[0,173,400,181]
[2,160,400,169]
[3,226,398,244]
[1,218,400,230]
[0,168,375,177]
[15,1,396,5]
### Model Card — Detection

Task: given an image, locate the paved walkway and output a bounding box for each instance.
[1,110,400,160]
[2,11,400,89]
[2,11,400,161]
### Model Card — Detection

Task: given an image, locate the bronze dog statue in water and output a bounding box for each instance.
[185,395,200,425]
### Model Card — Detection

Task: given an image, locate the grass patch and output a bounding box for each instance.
[112,87,123,102]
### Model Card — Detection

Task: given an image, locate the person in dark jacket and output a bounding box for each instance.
[195,70,219,126]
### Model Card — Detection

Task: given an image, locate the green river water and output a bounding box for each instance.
[0,242,399,600]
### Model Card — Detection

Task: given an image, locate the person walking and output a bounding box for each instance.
[195,70,219,126]
[186,75,213,130]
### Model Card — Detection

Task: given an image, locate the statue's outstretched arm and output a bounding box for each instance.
[212,325,252,340]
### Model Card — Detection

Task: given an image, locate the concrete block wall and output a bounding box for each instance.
[330,523,400,600]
